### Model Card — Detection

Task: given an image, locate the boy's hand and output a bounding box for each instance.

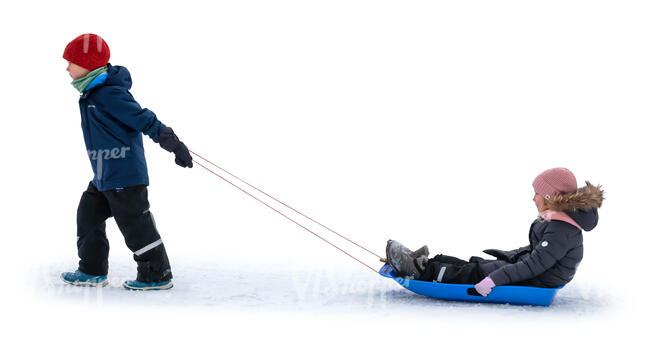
[159,127,193,168]
[172,142,193,168]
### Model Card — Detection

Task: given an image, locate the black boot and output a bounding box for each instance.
[386,240,426,279]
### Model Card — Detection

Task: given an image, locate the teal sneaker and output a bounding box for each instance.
[123,279,173,291]
[60,270,108,287]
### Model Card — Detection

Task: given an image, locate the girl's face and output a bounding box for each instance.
[533,193,549,213]
[66,61,90,80]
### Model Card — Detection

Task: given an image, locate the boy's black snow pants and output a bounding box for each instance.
[76,181,172,283]
[416,254,488,284]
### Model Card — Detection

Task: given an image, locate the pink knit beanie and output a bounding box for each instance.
[532,167,578,200]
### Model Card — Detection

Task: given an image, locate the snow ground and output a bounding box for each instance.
[16,256,629,342]
[36,259,613,314]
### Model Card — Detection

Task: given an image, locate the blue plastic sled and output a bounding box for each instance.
[379,263,562,306]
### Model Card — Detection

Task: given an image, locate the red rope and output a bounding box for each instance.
[191,158,379,273]
[189,150,382,259]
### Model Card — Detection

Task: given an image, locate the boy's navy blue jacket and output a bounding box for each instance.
[78,63,165,191]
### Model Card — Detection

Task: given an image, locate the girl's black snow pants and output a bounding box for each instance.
[76,181,172,283]
[417,254,489,284]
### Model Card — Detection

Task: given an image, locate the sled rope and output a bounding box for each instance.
[189,150,381,259]
[190,153,379,273]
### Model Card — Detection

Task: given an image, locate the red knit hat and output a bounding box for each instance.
[532,167,578,200]
[63,33,110,71]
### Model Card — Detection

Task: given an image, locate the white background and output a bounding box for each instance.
[1,0,648,341]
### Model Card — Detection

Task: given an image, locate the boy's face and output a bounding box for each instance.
[66,61,90,80]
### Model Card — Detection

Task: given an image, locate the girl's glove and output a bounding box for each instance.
[159,126,193,168]
[483,249,514,262]
[474,277,496,297]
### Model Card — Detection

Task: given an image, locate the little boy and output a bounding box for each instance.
[60,33,192,290]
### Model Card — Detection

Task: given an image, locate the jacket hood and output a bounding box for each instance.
[102,63,133,90]
[566,208,599,232]
[549,181,604,232]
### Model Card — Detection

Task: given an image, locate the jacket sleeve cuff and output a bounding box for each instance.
[145,120,165,143]
[488,271,508,286]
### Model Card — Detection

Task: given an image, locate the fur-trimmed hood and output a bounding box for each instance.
[547,181,604,232]
[548,181,604,212]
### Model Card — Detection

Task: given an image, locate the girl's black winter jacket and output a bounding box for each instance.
[479,182,604,288]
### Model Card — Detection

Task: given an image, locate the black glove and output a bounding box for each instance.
[159,126,193,168]
[483,249,513,263]
[483,247,530,263]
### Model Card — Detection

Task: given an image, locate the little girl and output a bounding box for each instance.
[385,167,604,296]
